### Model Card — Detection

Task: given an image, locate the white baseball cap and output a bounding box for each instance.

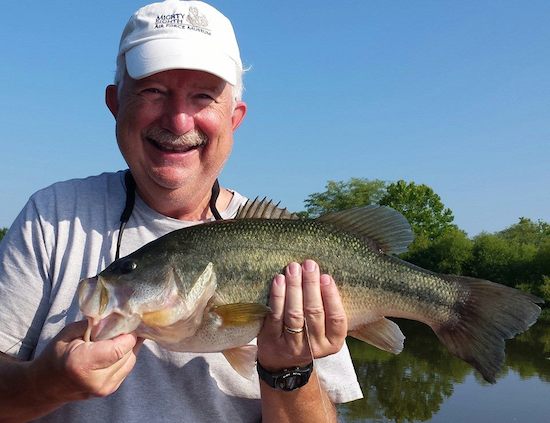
[118,0,242,85]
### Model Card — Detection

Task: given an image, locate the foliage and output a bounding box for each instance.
[303,178,456,242]
[498,217,550,246]
[465,221,550,301]
[404,227,473,275]
[379,180,456,241]
[538,276,550,304]
[468,233,523,286]
[0,228,6,242]
[303,178,387,217]
[534,240,550,282]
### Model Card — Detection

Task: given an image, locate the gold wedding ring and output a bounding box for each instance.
[284,325,304,334]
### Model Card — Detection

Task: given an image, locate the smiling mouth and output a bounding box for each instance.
[144,127,209,154]
[147,137,206,153]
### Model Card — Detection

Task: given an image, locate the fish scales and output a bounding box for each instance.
[153,218,466,327]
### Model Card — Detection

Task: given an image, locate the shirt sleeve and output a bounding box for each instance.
[0,196,53,359]
[315,341,364,403]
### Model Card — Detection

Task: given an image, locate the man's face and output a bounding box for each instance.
[106,69,246,207]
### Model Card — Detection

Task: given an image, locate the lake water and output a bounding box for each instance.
[337,315,550,422]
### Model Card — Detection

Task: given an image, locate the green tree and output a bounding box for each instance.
[539,276,550,304]
[498,217,550,247]
[302,178,462,272]
[303,178,456,243]
[534,240,550,281]
[0,228,7,242]
[468,233,518,286]
[405,227,473,274]
[303,178,386,217]
[379,180,455,241]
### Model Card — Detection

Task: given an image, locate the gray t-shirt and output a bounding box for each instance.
[0,171,363,422]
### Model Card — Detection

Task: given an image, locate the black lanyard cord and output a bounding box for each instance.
[115,171,223,260]
[209,179,223,221]
[115,171,136,260]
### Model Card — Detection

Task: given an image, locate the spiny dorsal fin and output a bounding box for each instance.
[316,205,414,255]
[236,197,299,220]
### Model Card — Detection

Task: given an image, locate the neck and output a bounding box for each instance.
[136,183,233,222]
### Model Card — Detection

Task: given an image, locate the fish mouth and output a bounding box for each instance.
[79,276,141,341]
[88,312,141,341]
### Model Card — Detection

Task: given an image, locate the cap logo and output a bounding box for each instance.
[187,6,208,27]
[154,6,210,35]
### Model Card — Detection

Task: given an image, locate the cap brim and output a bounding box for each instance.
[125,38,238,85]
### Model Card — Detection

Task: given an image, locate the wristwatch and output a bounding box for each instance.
[256,361,314,391]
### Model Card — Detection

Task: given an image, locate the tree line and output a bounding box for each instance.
[301,178,550,304]
[1,179,548,303]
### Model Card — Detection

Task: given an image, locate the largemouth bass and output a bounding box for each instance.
[79,200,543,383]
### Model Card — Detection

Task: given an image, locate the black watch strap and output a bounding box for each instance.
[256,361,314,391]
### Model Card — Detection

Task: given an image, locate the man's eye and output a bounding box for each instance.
[196,93,214,100]
[142,88,163,94]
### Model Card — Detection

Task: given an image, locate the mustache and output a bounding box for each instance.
[145,127,208,148]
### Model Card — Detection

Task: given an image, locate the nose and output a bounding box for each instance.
[161,96,195,135]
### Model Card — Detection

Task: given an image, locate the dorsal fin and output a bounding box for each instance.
[236,197,299,220]
[316,205,414,255]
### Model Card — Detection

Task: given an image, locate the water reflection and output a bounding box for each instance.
[338,315,550,422]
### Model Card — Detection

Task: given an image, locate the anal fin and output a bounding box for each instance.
[223,345,258,379]
[349,317,405,354]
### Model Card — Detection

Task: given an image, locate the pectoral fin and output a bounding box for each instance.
[213,303,271,327]
[349,317,405,354]
[222,345,258,379]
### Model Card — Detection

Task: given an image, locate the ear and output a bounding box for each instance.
[231,101,247,131]
[105,85,119,118]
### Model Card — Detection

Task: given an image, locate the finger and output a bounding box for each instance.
[90,347,139,397]
[98,346,136,376]
[301,260,325,339]
[262,274,286,337]
[56,320,89,342]
[102,353,138,395]
[320,275,348,345]
[284,262,304,333]
[87,332,139,370]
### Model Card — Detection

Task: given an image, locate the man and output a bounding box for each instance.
[0,1,363,421]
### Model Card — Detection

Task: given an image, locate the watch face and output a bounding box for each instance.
[277,374,303,391]
[257,361,313,392]
[276,369,312,391]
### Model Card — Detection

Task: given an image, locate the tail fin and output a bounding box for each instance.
[435,276,543,383]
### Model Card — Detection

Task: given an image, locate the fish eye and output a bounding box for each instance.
[121,260,138,274]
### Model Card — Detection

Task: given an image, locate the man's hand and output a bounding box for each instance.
[0,320,142,422]
[257,259,348,371]
[32,320,143,402]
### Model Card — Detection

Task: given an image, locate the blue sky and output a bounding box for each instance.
[1,1,549,236]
